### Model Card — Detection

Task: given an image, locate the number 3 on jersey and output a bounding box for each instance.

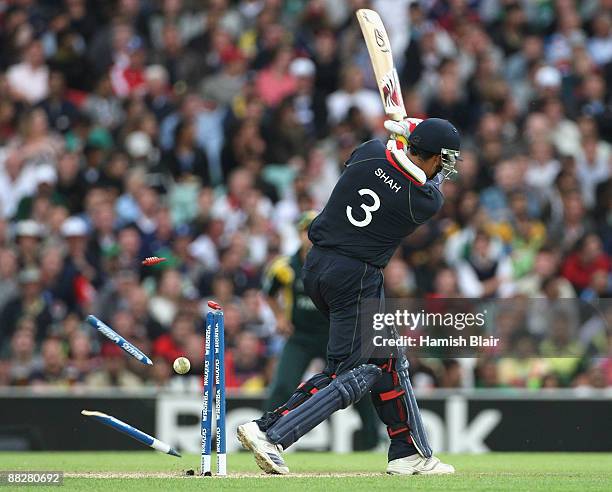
[346,188,381,227]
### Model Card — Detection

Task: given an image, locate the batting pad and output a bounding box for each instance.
[266,364,382,449]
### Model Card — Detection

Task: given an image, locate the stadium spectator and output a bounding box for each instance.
[85,342,142,389]
[8,327,39,386]
[562,233,611,293]
[29,338,71,387]
[6,40,49,104]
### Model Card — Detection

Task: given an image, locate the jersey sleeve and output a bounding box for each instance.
[407,180,444,224]
[262,256,295,297]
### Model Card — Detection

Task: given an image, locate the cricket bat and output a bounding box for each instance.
[356,8,407,122]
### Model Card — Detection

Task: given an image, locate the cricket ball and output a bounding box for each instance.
[173,357,191,375]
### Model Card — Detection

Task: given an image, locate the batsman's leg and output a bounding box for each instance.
[265,363,381,449]
[367,357,454,475]
[238,368,338,475]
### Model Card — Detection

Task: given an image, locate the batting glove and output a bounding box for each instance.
[385,117,427,184]
[384,117,423,140]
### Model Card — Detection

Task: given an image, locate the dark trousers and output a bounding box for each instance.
[258,246,417,460]
[265,331,379,450]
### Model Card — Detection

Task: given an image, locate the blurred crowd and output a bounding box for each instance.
[0,0,612,392]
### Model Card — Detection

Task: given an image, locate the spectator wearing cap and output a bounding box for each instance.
[6,40,49,104]
[14,164,66,221]
[201,47,247,106]
[124,131,155,171]
[58,216,98,309]
[14,220,44,268]
[144,65,175,122]
[288,57,325,137]
[533,65,562,101]
[0,268,52,347]
[79,129,113,189]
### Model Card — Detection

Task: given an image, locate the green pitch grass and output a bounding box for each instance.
[1,452,611,491]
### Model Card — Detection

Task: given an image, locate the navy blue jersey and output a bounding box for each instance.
[308,140,443,268]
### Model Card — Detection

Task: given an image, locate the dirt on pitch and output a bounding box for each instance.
[66,471,384,479]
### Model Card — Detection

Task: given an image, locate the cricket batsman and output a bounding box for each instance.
[238,117,461,475]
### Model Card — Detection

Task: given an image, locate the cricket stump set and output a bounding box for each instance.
[201,300,227,476]
[82,299,228,476]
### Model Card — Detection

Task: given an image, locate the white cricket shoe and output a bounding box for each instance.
[387,454,455,475]
[237,421,289,475]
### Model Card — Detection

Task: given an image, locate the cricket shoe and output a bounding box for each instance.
[386,454,455,475]
[237,421,289,475]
